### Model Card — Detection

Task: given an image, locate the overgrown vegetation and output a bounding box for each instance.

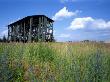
[0,42,110,82]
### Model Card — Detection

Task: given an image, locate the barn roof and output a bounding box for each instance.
[8,15,54,26]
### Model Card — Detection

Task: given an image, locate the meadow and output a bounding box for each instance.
[0,42,110,82]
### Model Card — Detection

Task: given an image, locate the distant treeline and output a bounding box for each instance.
[67,40,105,43]
[0,36,105,43]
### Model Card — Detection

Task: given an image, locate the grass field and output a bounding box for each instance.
[0,42,110,82]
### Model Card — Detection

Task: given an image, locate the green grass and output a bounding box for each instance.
[0,42,110,82]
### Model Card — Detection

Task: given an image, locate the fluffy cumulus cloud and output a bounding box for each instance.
[52,7,79,21]
[68,17,110,30]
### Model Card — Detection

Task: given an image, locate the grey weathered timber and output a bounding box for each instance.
[8,15,54,42]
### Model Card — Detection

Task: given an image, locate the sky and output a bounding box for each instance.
[0,0,110,42]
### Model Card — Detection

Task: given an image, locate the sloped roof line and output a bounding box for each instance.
[8,15,54,26]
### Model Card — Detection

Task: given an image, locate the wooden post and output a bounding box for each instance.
[19,23,22,42]
[51,23,53,42]
[8,26,10,42]
[38,17,41,42]
[44,17,46,42]
[41,16,44,41]
[28,17,33,42]
[13,25,16,42]
[24,21,25,42]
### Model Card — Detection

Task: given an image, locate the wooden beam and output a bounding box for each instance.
[13,25,16,42]
[24,21,25,42]
[8,26,10,42]
[38,17,41,42]
[28,17,33,42]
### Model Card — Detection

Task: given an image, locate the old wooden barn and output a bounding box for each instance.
[8,15,54,42]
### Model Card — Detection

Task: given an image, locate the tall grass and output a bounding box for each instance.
[0,42,110,82]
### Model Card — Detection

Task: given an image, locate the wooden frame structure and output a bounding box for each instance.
[8,15,54,42]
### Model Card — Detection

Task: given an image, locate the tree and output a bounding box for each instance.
[0,38,2,42]
[2,35,7,42]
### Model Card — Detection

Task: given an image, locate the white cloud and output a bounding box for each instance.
[0,29,8,37]
[92,19,110,29]
[52,7,80,21]
[57,33,71,38]
[68,17,110,30]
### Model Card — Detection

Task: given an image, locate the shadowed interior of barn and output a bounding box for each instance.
[8,15,54,42]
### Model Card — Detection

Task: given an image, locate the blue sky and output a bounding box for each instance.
[0,0,110,42]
